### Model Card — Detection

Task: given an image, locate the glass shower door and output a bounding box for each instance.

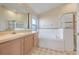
[60,13,76,52]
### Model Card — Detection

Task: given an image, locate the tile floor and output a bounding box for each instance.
[30,47,76,55]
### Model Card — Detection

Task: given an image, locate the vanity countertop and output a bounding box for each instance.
[0,31,37,44]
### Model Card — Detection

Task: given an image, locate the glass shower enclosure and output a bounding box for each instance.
[60,12,77,52]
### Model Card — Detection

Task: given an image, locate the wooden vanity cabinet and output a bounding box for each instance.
[0,38,24,55]
[0,33,38,55]
[23,35,34,55]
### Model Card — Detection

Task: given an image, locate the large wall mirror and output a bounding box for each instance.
[8,13,29,31]
[0,4,29,31]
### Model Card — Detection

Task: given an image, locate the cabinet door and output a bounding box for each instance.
[0,38,24,55]
[29,35,34,49]
[34,34,38,47]
[24,37,30,54]
[24,35,34,54]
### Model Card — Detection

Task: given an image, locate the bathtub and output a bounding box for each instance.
[38,29,64,51]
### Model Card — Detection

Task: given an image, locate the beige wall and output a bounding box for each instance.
[0,6,28,31]
[39,3,76,28]
[77,4,79,54]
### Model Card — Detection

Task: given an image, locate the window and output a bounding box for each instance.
[32,16,38,31]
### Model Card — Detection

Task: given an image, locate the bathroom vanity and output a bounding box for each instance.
[0,31,38,55]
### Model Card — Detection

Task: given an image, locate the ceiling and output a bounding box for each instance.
[27,3,64,15]
[0,3,64,15]
[1,3,29,14]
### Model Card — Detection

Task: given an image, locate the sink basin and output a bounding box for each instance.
[11,31,17,34]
